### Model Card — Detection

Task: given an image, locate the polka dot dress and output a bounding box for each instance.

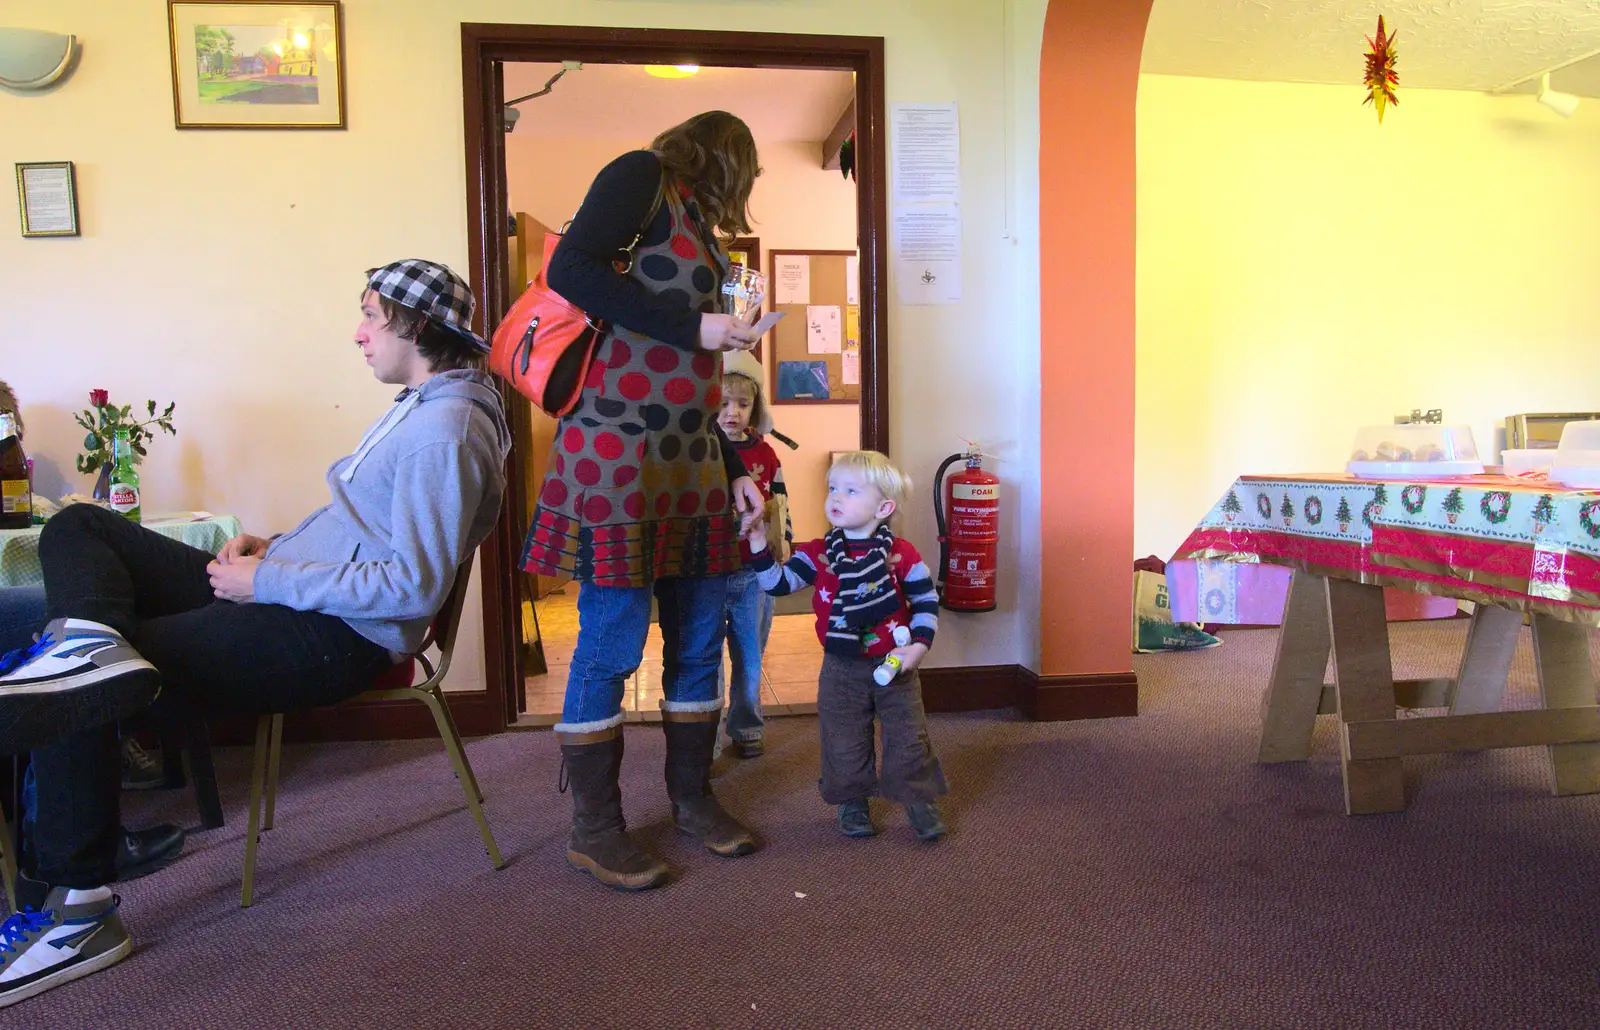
[521,184,737,587]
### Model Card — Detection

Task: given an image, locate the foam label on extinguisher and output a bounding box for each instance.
[952,482,997,501]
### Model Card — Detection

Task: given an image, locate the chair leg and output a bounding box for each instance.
[416,687,504,869]
[159,719,187,789]
[434,691,485,804]
[263,714,284,831]
[0,802,17,916]
[185,714,225,830]
[241,715,272,908]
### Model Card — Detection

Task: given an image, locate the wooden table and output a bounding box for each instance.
[1174,473,1600,814]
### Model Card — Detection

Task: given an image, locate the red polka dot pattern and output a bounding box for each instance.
[523,185,743,586]
[663,378,695,405]
[618,373,651,401]
[645,346,680,373]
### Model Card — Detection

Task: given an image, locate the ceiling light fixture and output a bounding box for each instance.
[646,64,699,79]
[1537,73,1580,118]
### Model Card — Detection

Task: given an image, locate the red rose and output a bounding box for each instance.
[89,389,109,408]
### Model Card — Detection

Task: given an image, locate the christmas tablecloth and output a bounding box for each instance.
[0,512,242,589]
[1172,474,1600,627]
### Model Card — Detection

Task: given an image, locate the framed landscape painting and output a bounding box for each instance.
[167,2,345,129]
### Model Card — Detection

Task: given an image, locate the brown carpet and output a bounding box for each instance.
[36,620,1600,1028]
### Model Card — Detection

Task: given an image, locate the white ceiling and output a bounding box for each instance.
[1142,0,1600,97]
[502,63,855,142]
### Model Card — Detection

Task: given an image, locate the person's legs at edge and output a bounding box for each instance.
[817,653,881,837]
[556,582,663,890]
[722,570,767,756]
[657,575,755,856]
[2,508,388,1007]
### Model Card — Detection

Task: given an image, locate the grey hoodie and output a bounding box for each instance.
[253,369,510,654]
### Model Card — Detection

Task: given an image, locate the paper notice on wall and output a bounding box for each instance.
[774,255,810,305]
[893,204,962,305]
[806,305,842,354]
[845,254,860,305]
[891,103,960,205]
[842,340,861,386]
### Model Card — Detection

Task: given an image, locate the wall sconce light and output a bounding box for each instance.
[1537,73,1580,118]
[0,28,78,91]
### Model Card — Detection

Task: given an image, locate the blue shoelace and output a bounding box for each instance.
[0,632,53,677]
[0,908,53,955]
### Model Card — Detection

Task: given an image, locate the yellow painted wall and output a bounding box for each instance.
[1136,74,1600,560]
[2,0,1041,680]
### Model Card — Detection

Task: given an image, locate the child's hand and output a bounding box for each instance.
[745,514,768,552]
[888,642,929,674]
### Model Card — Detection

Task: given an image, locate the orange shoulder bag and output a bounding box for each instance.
[491,180,664,416]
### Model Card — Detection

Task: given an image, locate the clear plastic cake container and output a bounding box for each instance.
[1550,421,1600,489]
[1346,424,1483,479]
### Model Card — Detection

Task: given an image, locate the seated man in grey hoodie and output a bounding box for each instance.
[0,259,509,1009]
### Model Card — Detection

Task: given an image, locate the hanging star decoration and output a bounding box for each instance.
[1363,16,1399,123]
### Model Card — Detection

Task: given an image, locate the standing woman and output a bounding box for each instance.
[522,111,765,891]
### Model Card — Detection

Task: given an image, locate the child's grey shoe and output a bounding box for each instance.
[733,737,764,759]
[836,798,875,837]
[905,800,947,841]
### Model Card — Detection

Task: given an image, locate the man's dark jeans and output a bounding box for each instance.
[29,505,389,887]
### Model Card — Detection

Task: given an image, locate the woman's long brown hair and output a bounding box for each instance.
[651,110,760,237]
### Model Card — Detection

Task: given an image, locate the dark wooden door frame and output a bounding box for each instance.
[460,23,890,729]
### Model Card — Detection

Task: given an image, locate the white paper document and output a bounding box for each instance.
[774,255,810,305]
[891,104,960,205]
[842,341,861,385]
[21,166,75,233]
[749,310,786,337]
[893,204,962,305]
[845,254,860,306]
[806,305,842,354]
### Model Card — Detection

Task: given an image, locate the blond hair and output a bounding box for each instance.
[721,371,773,437]
[829,450,911,506]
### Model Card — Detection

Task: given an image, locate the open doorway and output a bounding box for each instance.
[501,62,862,723]
[461,25,888,730]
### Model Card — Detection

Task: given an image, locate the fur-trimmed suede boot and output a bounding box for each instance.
[559,730,668,891]
[662,712,757,856]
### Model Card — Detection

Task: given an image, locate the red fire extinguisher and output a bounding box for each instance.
[934,446,999,612]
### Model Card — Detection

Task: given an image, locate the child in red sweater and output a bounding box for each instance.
[717,351,791,758]
[746,450,948,840]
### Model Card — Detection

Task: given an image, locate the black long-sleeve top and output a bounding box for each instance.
[547,150,700,350]
[548,150,746,482]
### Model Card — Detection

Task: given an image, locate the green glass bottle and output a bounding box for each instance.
[108,428,141,523]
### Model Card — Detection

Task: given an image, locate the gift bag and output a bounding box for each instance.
[763,493,791,565]
[1132,570,1221,653]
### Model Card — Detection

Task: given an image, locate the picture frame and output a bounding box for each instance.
[16,161,80,238]
[167,2,346,129]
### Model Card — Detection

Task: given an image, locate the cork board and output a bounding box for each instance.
[768,249,860,405]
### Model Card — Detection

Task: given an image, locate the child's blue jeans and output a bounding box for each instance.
[721,570,773,743]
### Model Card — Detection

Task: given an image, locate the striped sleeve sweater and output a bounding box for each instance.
[750,532,938,657]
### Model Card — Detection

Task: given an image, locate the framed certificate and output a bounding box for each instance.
[16,161,80,238]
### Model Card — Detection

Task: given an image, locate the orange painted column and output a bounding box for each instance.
[1038,0,1153,678]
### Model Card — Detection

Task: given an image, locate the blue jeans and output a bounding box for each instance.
[0,586,47,654]
[721,571,772,742]
[559,576,730,733]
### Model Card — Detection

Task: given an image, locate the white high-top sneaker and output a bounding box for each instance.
[0,618,160,753]
[0,879,131,1009]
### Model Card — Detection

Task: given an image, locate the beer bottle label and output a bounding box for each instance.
[1,479,27,513]
[109,483,140,513]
